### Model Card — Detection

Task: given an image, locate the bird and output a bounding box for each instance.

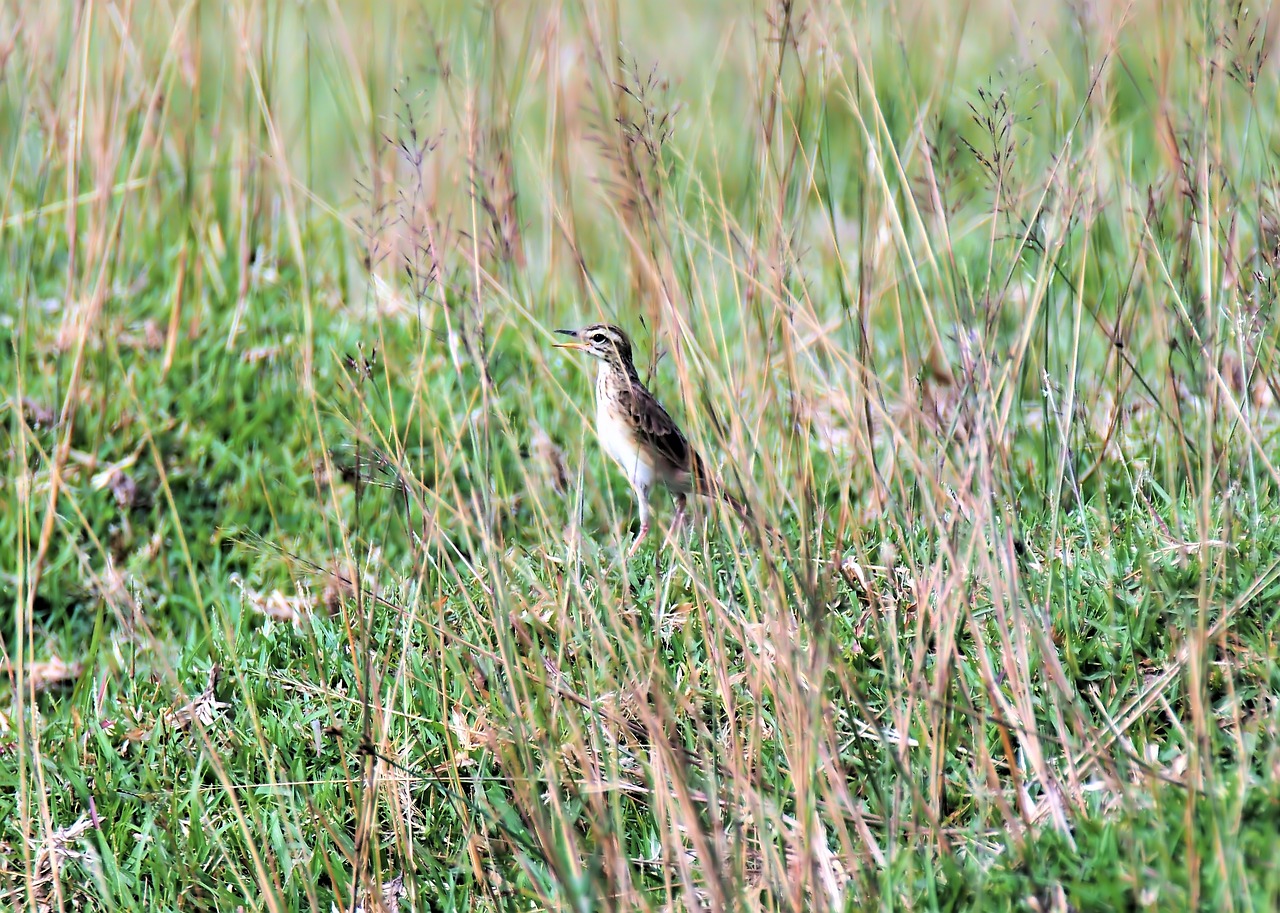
[552,323,747,556]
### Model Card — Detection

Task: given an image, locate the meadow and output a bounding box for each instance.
[2,0,1279,910]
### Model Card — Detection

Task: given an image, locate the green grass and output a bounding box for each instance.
[3,0,1280,910]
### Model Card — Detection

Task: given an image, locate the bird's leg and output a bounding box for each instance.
[658,493,689,553]
[628,484,652,557]
[672,493,689,543]
[628,521,650,557]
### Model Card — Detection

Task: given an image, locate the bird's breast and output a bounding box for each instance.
[595,373,656,489]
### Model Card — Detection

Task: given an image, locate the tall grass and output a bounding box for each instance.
[2,0,1279,910]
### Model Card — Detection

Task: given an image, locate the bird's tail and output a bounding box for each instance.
[688,453,779,540]
[695,471,778,541]
[712,483,750,519]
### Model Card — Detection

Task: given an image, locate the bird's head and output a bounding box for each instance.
[553,323,635,368]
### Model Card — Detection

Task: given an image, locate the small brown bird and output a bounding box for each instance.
[553,323,746,555]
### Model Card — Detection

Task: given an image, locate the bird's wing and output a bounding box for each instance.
[623,384,694,472]
[624,382,746,507]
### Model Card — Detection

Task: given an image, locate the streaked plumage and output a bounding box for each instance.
[553,323,742,555]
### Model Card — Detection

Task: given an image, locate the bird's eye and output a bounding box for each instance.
[591,334,607,344]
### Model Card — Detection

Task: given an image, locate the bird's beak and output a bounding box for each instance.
[552,329,587,350]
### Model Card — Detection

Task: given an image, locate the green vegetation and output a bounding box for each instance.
[2,1,1279,910]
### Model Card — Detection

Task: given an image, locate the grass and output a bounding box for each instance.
[2,0,1279,910]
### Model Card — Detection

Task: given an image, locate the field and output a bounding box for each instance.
[3,0,1280,910]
